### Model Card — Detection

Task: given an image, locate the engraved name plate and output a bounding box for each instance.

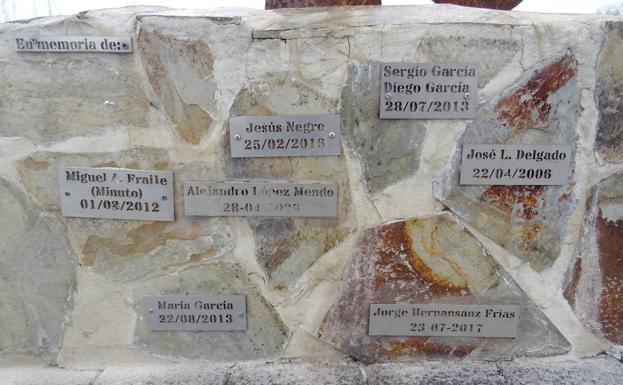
[184,180,338,217]
[460,144,573,185]
[15,36,132,53]
[369,304,519,338]
[229,114,341,158]
[380,62,479,119]
[59,167,174,221]
[144,295,246,331]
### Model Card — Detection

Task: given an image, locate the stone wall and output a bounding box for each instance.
[0,4,622,381]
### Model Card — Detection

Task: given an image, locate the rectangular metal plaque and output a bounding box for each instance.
[369,304,519,338]
[184,180,338,217]
[15,36,132,53]
[380,62,479,119]
[59,167,174,221]
[460,144,573,185]
[229,114,341,158]
[144,295,246,331]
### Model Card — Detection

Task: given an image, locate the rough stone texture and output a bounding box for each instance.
[227,362,366,385]
[95,366,228,385]
[595,22,623,164]
[368,361,505,384]
[131,263,289,360]
[499,356,623,385]
[341,62,426,193]
[564,171,623,345]
[225,79,354,287]
[319,213,569,363]
[435,53,581,271]
[2,358,623,385]
[0,178,77,362]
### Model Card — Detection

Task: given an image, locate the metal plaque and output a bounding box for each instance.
[229,114,341,158]
[15,36,132,53]
[369,303,520,338]
[380,62,479,119]
[460,144,573,185]
[184,180,338,217]
[59,167,174,221]
[144,295,246,331]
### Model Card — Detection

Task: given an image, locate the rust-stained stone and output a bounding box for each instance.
[494,54,576,133]
[564,172,623,345]
[224,79,354,287]
[432,0,522,10]
[138,19,216,144]
[434,52,580,271]
[595,22,623,164]
[319,213,569,363]
[266,0,380,9]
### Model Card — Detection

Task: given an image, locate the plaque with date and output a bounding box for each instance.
[460,144,573,185]
[184,180,338,218]
[59,167,174,221]
[369,303,519,338]
[380,62,479,119]
[229,114,341,158]
[144,295,246,331]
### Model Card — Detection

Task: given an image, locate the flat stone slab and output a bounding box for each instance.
[564,171,623,345]
[341,61,425,194]
[224,78,354,287]
[131,262,289,360]
[435,53,581,272]
[319,213,568,363]
[595,22,623,164]
[17,148,237,283]
[0,178,77,362]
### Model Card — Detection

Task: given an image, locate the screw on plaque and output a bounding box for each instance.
[384,93,392,100]
[65,192,71,197]
[464,93,471,99]
[234,134,241,141]
[162,196,168,201]
[328,132,336,139]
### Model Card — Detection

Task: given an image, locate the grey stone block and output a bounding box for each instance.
[226,362,365,385]
[2,358,623,385]
[367,361,505,385]
[0,367,99,385]
[499,356,623,385]
[95,364,228,385]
